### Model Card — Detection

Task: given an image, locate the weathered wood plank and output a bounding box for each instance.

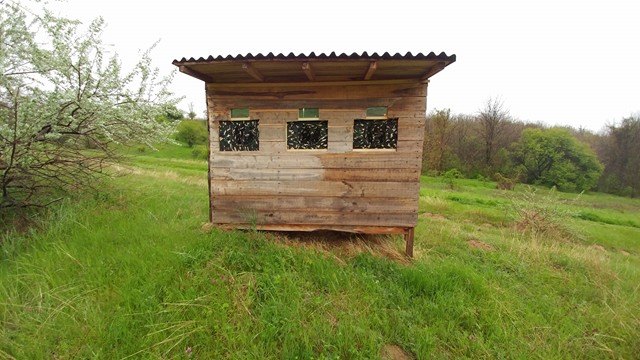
[210,97,425,112]
[210,180,420,198]
[363,61,378,80]
[217,224,411,234]
[207,82,427,99]
[213,195,418,213]
[212,210,418,227]
[301,62,315,81]
[180,66,214,83]
[206,79,424,88]
[404,227,415,257]
[212,195,418,213]
[421,61,447,80]
[247,109,426,117]
[242,62,264,82]
[211,167,420,182]
[209,153,423,169]
[324,167,420,181]
[208,110,425,124]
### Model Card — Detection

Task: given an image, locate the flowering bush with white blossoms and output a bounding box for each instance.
[0,1,177,209]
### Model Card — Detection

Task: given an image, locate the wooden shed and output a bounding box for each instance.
[173,52,455,256]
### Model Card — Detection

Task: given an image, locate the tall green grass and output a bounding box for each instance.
[0,148,639,358]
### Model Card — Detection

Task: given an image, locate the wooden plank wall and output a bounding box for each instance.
[206,81,427,232]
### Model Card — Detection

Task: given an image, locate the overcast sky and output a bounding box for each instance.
[57,0,639,131]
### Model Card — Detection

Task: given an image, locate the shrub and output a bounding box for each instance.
[175,120,207,147]
[442,168,463,189]
[509,186,579,241]
[495,172,518,190]
[511,128,603,192]
[191,145,209,160]
[155,105,183,123]
[0,3,175,211]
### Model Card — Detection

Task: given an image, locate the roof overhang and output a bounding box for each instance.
[172,52,455,84]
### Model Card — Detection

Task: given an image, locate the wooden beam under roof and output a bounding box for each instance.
[179,65,214,82]
[242,62,264,82]
[301,62,315,81]
[420,61,447,81]
[363,61,377,80]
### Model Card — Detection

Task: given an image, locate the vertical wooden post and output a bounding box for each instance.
[404,228,415,257]
[205,84,214,223]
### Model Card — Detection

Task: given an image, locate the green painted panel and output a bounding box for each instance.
[366,106,388,117]
[298,108,319,119]
[231,108,250,118]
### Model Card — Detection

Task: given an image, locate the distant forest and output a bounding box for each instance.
[422,99,640,197]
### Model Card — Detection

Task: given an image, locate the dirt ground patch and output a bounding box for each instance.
[468,238,494,251]
[380,344,413,360]
[271,231,411,264]
[421,212,446,220]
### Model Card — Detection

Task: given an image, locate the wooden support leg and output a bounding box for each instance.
[404,228,415,258]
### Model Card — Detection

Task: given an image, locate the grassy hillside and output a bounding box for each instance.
[1,144,639,359]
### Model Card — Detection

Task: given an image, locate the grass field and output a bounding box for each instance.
[1,144,639,359]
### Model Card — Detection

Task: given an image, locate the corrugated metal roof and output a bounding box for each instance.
[172,51,456,65]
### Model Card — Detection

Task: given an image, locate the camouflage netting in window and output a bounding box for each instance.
[353,118,398,149]
[219,120,259,151]
[287,121,328,149]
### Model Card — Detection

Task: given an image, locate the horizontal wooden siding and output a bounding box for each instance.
[207,81,427,230]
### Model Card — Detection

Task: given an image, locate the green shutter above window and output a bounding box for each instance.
[298,108,319,119]
[366,106,388,118]
[231,108,250,119]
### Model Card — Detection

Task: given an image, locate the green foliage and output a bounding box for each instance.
[155,104,183,123]
[187,102,197,120]
[598,116,640,197]
[574,211,640,228]
[442,168,463,189]
[175,120,207,147]
[191,144,209,160]
[494,172,518,190]
[0,1,176,210]
[446,194,501,207]
[511,128,603,192]
[423,108,454,173]
[422,106,634,198]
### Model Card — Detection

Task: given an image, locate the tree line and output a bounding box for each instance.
[422,99,640,197]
